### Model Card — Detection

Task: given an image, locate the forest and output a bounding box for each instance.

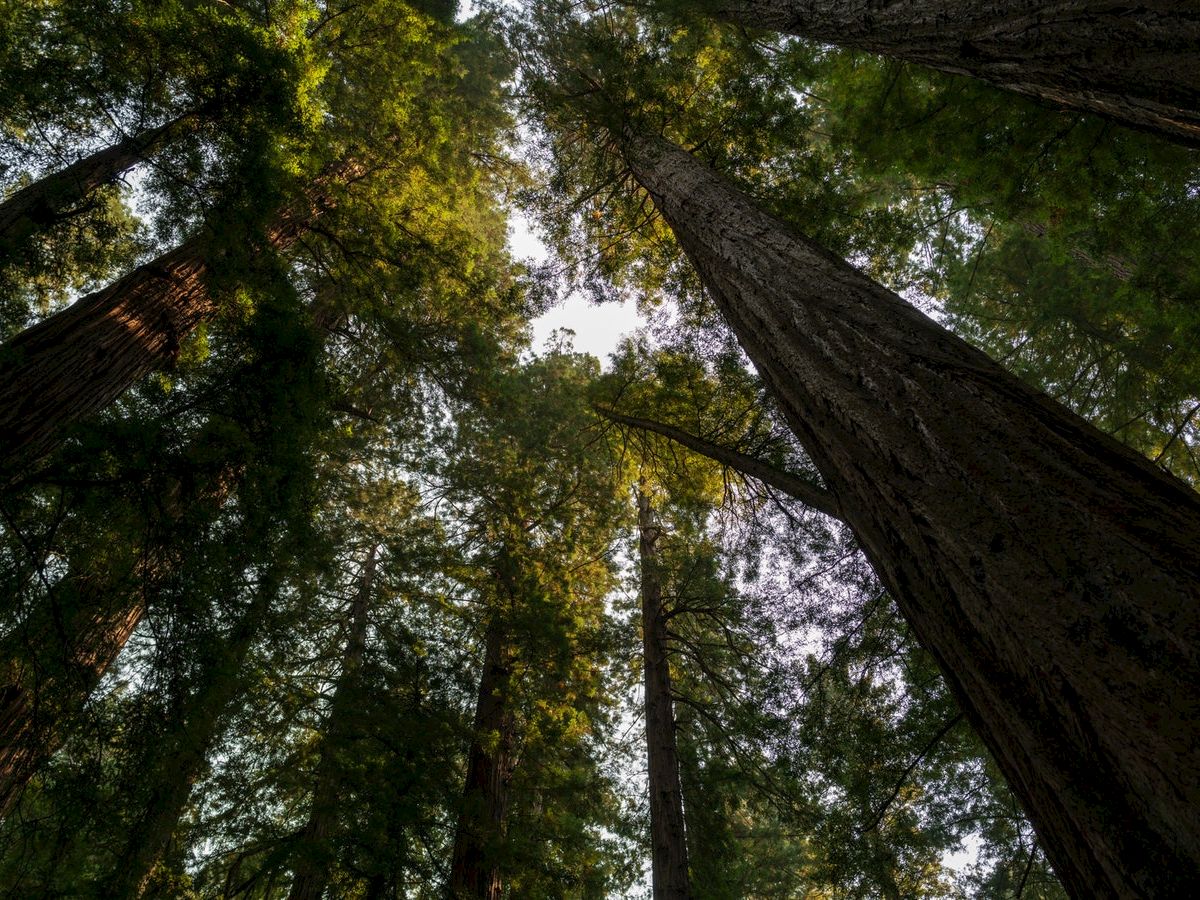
[0,0,1197,897]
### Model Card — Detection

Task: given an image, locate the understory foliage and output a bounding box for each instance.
[0,0,1193,897]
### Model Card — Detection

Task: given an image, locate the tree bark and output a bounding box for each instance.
[618,130,1200,898]
[597,405,841,518]
[0,160,358,481]
[0,589,142,816]
[702,0,1200,146]
[0,468,235,818]
[288,545,378,900]
[0,113,200,256]
[101,563,281,900]
[449,612,517,900]
[638,487,693,900]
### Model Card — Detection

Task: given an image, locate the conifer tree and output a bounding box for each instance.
[686,0,1200,145]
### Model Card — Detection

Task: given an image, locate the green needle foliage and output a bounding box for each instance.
[0,0,1195,896]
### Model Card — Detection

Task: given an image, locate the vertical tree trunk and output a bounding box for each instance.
[101,564,282,900]
[0,113,201,255]
[618,130,1200,898]
[449,612,516,900]
[288,545,378,900]
[703,0,1200,146]
[0,160,358,481]
[638,487,693,900]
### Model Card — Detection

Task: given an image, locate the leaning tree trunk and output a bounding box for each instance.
[598,406,840,518]
[617,129,1200,898]
[702,0,1200,146]
[638,487,693,900]
[288,546,378,900]
[0,294,344,817]
[0,160,358,481]
[0,112,200,256]
[449,613,517,900]
[0,584,142,815]
[0,466,235,818]
[101,564,281,900]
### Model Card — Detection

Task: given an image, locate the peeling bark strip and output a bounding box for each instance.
[450,613,517,900]
[638,489,692,900]
[0,113,201,255]
[597,405,841,519]
[620,131,1200,898]
[288,546,378,900]
[704,0,1200,146]
[0,159,360,480]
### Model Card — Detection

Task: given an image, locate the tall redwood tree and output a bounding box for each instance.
[695,0,1200,145]
[614,127,1200,898]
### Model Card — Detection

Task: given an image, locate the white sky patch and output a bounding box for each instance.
[508,209,645,366]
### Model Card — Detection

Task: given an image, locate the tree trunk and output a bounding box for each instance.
[0,160,358,481]
[597,406,840,518]
[618,130,1200,898]
[0,590,141,816]
[449,614,516,900]
[0,469,235,818]
[0,113,200,256]
[288,545,378,900]
[638,487,693,900]
[703,0,1200,146]
[101,564,281,899]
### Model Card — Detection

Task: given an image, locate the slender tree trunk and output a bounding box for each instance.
[0,591,141,815]
[288,545,378,900]
[449,612,516,900]
[638,487,693,900]
[0,469,235,817]
[0,161,358,481]
[703,0,1200,146]
[0,113,200,256]
[618,130,1200,898]
[597,406,840,518]
[101,564,281,900]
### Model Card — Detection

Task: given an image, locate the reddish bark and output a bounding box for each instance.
[619,130,1200,898]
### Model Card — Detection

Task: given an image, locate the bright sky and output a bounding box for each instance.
[508,210,644,365]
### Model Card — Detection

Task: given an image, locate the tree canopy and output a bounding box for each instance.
[0,0,1196,897]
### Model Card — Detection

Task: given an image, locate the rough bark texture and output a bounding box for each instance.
[0,160,357,481]
[621,131,1200,899]
[288,546,377,900]
[449,613,517,900]
[0,113,199,255]
[102,565,279,900]
[638,489,693,900]
[705,0,1200,146]
[598,406,841,519]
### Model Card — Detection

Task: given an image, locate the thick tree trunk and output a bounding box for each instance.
[0,113,200,256]
[638,488,693,900]
[619,130,1200,898]
[0,160,357,481]
[102,565,280,900]
[703,0,1200,146]
[288,546,378,900]
[598,406,841,518]
[449,614,516,900]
